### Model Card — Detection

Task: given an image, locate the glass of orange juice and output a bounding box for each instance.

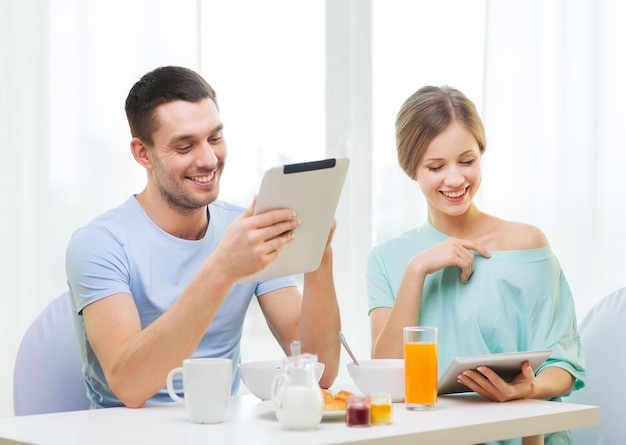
[403,326,438,410]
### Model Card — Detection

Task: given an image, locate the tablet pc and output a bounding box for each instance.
[237,158,349,284]
[438,349,552,395]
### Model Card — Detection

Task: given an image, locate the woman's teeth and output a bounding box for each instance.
[442,187,467,198]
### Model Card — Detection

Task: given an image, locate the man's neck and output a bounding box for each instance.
[135,191,209,240]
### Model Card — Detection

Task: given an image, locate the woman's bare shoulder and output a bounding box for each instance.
[498,220,549,250]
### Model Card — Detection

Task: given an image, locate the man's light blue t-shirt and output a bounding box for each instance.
[66,196,295,408]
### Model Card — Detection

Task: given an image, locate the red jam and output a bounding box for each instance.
[346,395,371,427]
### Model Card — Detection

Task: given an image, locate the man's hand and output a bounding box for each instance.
[213,199,301,281]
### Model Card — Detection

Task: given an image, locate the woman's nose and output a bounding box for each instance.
[444,166,464,187]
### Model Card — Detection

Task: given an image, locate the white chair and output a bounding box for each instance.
[13,291,90,415]
[565,287,626,444]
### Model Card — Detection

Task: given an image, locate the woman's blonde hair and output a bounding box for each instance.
[395,85,486,179]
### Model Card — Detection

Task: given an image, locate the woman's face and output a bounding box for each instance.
[415,120,482,218]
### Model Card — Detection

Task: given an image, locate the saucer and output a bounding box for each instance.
[257,399,345,420]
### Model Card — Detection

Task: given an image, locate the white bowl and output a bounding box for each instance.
[238,359,325,400]
[347,359,405,402]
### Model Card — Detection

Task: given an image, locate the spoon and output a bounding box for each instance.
[337,331,360,366]
[290,340,301,356]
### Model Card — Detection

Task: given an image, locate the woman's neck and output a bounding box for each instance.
[427,204,486,239]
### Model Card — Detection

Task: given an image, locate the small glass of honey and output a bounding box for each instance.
[369,393,393,425]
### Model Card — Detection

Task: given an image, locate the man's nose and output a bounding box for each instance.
[197,142,218,168]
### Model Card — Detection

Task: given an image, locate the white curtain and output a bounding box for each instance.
[1,0,50,418]
[481,0,626,319]
[0,0,199,416]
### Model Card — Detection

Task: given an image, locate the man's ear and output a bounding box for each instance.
[130,137,151,168]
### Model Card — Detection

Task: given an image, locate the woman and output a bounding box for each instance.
[367,86,584,444]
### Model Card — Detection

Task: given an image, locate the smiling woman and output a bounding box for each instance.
[366,87,584,445]
[415,121,483,219]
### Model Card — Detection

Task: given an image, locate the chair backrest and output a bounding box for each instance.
[564,287,626,444]
[13,291,90,415]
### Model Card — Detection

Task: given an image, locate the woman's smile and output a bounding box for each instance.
[440,185,470,201]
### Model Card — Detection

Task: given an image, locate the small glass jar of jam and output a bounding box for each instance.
[369,393,393,425]
[346,395,371,427]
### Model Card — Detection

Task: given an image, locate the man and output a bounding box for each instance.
[66,66,340,408]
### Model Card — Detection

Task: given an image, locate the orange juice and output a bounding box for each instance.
[404,342,438,408]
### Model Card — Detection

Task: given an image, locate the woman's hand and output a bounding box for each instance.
[460,363,575,402]
[457,361,536,402]
[410,237,491,283]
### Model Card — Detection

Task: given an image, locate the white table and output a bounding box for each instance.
[0,394,599,445]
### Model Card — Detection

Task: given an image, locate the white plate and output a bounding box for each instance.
[321,409,346,420]
[257,399,345,420]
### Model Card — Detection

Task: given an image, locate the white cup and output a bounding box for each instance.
[166,358,232,424]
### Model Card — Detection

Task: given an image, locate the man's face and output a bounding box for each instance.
[147,98,226,213]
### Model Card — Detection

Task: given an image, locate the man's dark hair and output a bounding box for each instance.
[125,66,218,145]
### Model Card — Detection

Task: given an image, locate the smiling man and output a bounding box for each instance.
[65,66,340,409]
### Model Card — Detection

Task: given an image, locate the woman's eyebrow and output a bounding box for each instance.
[458,149,477,156]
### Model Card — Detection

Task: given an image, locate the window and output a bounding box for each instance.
[200,0,486,365]
[200,0,326,362]
[372,0,486,243]
[200,1,325,208]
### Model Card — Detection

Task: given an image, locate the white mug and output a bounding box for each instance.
[166,358,232,424]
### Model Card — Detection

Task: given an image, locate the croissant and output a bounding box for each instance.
[322,389,354,411]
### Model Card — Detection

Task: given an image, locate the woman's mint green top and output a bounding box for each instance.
[367,221,585,394]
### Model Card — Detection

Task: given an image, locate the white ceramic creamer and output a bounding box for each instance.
[272,353,324,430]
